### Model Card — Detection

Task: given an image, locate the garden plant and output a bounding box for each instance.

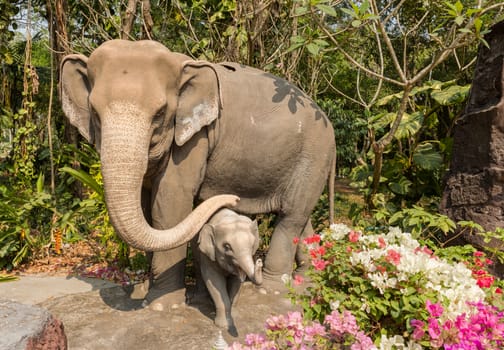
[229,224,504,349]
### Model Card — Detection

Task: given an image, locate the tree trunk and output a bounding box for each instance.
[121,0,137,40]
[440,21,504,272]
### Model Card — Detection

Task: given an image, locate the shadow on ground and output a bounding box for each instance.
[41,282,297,350]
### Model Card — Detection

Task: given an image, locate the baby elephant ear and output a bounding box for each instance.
[175,61,221,146]
[198,224,216,261]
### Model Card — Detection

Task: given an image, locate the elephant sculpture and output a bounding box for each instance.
[193,208,262,334]
[60,39,336,310]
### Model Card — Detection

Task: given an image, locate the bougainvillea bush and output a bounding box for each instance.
[230,224,504,349]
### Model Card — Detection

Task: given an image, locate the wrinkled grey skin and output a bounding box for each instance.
[60,39,335,310]
[194,209,262,334]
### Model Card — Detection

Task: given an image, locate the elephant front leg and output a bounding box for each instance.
[144,130,210,311]
[144,247,188,311]
[227,276,242,307]
[204,269,236,334]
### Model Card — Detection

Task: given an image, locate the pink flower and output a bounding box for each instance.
[303,234,321,244]
[426,300,444,318]
[428,317,441,340]
[411,319,425,340]
[324,241,334,249]
[385,249,401,265]
[474,251,484,257]
[243,333,267,346]
[292,237,299,244]
[476,274,495,288]
[303,321,326,342]
[293,274,304,286]
[378,236,386,248]
[309,246,326,259]
[312,258,329,271]
[348,231,360,243]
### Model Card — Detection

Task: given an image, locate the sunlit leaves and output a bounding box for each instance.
[431,84,470,105]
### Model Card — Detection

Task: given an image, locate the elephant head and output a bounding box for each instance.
[60,39,238,251]
[198,209,263,285]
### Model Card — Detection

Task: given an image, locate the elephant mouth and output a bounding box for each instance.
[237,268,247,282]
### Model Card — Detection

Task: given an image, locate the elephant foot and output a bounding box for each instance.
[126,279,150,300]
[143,288,187,311]
[256,273,290,296]
[186,285,211,306]
[215,314,238,337]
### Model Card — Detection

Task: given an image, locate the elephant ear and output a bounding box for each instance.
[60,54,93,143]
[175,61,221,146]
[198,224,216,261]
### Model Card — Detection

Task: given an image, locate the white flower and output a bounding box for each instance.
[330,300,340,310]
[368,271,397,294]
[281,274,291,285]
[379,334,423,350]
[328,223,351,240]
[346,228,486,317]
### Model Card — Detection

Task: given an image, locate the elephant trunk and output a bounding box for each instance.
[237,255,263,285]
[99,105,238,252]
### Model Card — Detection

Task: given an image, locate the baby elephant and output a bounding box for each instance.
[194,208,263,333]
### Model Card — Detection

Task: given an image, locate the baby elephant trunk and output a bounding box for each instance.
[238,257,263,285]
[252,258,263,285]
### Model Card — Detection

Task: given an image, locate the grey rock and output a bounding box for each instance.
[0,299,67,350]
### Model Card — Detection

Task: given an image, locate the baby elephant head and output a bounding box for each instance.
[198,209,262,285]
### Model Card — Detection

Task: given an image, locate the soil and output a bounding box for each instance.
[3,239,150,286]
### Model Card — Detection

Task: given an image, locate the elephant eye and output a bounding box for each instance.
[223,243,232,252]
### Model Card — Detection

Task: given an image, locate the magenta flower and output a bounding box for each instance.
[410,319,425,340]
[428,317,442,340]
[426,299,444,318]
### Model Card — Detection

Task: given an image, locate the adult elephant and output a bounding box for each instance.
[60,39,335,310]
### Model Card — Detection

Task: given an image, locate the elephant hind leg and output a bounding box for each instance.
[295,220,315,273]
[262,215,307,293]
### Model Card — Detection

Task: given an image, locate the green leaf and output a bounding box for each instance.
[59,167,104,196]
[351,19,362,27]
[370,112,395,130]
[455,15,464,26]
[306,43,320,56]
[394,112,423,140]
[376,92,402,106]
[431,84,470,105]
[316,4,337,17]
[286,42,304,53]
[294,6,308,16]
[340,7,358,18]
[389,177,413,195]
[314,39,329,47]
[412,143,443,170]
[36,173,44,193]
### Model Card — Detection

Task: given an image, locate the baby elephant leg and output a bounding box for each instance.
[203,267,234,331]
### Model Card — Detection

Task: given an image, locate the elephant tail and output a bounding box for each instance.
[328,148,336,225]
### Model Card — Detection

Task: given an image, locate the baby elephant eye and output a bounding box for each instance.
[223,243,232,252]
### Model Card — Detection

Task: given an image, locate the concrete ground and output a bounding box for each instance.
[0,274,297,349]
